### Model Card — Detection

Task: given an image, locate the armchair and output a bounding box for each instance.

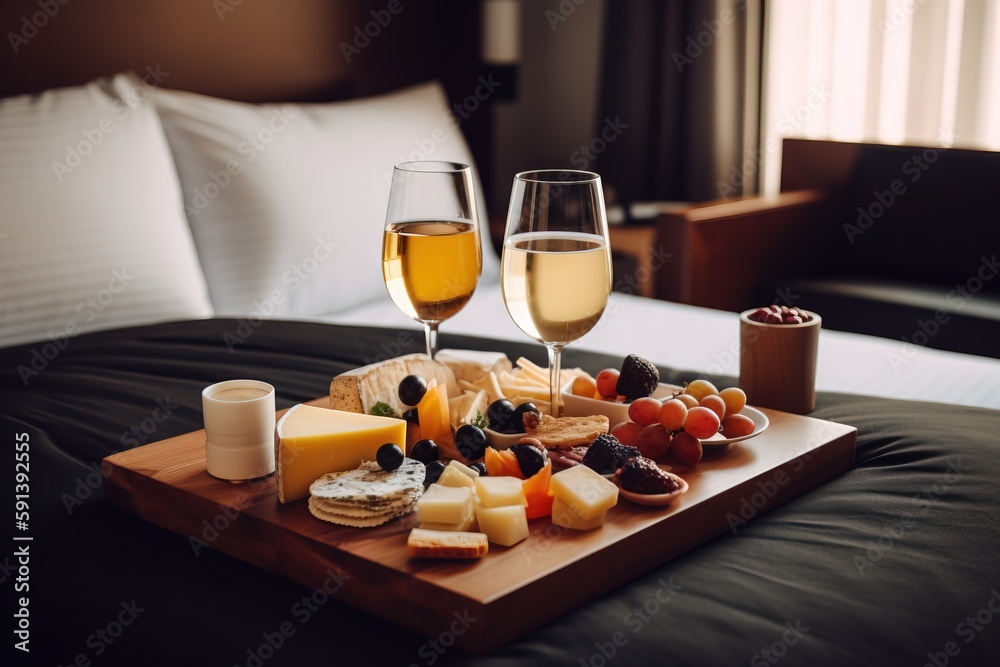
[652,139,1000,358]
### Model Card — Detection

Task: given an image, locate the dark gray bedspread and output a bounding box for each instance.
[1,319,998,667]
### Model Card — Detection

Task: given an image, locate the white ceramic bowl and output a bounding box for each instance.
[484,427,525,450]
[561,380,678,425]
[618,469,689,506]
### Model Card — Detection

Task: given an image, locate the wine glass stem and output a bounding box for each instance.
[547,344,564,417]
[423,322,439,359]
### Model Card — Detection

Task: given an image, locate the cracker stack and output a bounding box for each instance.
[308,459,425,527]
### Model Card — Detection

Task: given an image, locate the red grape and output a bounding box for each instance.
[674,393,699,410]
[610,421,643,446]
[719,387,747,416]
[572,375,598,398]
[721,414,755,438]
[671,432,703,465]
[596,369,620,399]
[635,424,672,459]
[628,397,662,427]
[658,398,688,431]
[700,394,727,421]
[684,379,718,402]
[684,406,721,439]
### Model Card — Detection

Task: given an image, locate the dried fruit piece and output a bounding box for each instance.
[616,354,659,401]
[618,456,680,495]
[582,434,641,475]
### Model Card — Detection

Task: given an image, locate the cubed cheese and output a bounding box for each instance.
[275,404,406,503]
[437,465,475,489]
[474,503,529,547]
[416,484,474,525]
[419,512,477,532]
[475,476,527,508]
[448,459,480,480]
[549,465,619,520]
[551,496,607,531]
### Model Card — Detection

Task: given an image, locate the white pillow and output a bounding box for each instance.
[151,79,499,319]
[0,73,214,349]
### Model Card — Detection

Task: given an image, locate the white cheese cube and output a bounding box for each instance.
[416,484,474,525]
[549,465,619,520]
[437,465,475,489]
[419,512,477,532]
[551,496,607,531]
[475,476,527,508]
[474,504,529,547]
[447,459,480,480]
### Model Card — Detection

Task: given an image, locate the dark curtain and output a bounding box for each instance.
[597,0,762,205]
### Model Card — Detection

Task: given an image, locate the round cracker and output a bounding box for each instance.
[311,495,416,519]
[308,497,412,527]
[309,459,424,501]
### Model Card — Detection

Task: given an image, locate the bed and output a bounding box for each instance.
[2,3,999,665]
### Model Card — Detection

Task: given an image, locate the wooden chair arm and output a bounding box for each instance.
[653,189,835,311]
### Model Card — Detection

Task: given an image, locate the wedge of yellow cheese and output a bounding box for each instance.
[275,404,406,503]
[549,465,619,520]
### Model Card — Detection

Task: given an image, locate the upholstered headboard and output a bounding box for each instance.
[0,0,481,104]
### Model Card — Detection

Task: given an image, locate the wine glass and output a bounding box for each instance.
[382,161,482,359]
[501,170,612,416]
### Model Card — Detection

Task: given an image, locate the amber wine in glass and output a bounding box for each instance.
[501,170,612,416]
[382,162,482,358]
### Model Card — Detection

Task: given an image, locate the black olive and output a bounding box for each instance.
[423,461,446,488]
[401,408,420,425]
[454,424,487,461]
[469,462,487,476]
[376,443,404,472]
[409,439,439,464]
[398,375,428,407]
[511,443,546,478]
[486,399,516,431]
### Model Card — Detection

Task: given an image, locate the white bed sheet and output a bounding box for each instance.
[316,283,1000,411]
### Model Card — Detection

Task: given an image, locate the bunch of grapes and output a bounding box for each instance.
[609,380,753,465]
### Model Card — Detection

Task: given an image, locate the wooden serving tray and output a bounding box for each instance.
[103,397,856,653]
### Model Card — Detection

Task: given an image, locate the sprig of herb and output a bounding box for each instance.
[369,402,400,419]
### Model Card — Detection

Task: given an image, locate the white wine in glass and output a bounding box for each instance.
[501,170,612,416]
[382,162,482,358]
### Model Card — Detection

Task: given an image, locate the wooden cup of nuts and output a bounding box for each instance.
[739,306,821,414]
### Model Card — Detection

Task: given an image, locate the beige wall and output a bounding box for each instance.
[491,0,606,207]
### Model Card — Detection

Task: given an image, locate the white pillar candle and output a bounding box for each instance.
[202,379,276,481]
